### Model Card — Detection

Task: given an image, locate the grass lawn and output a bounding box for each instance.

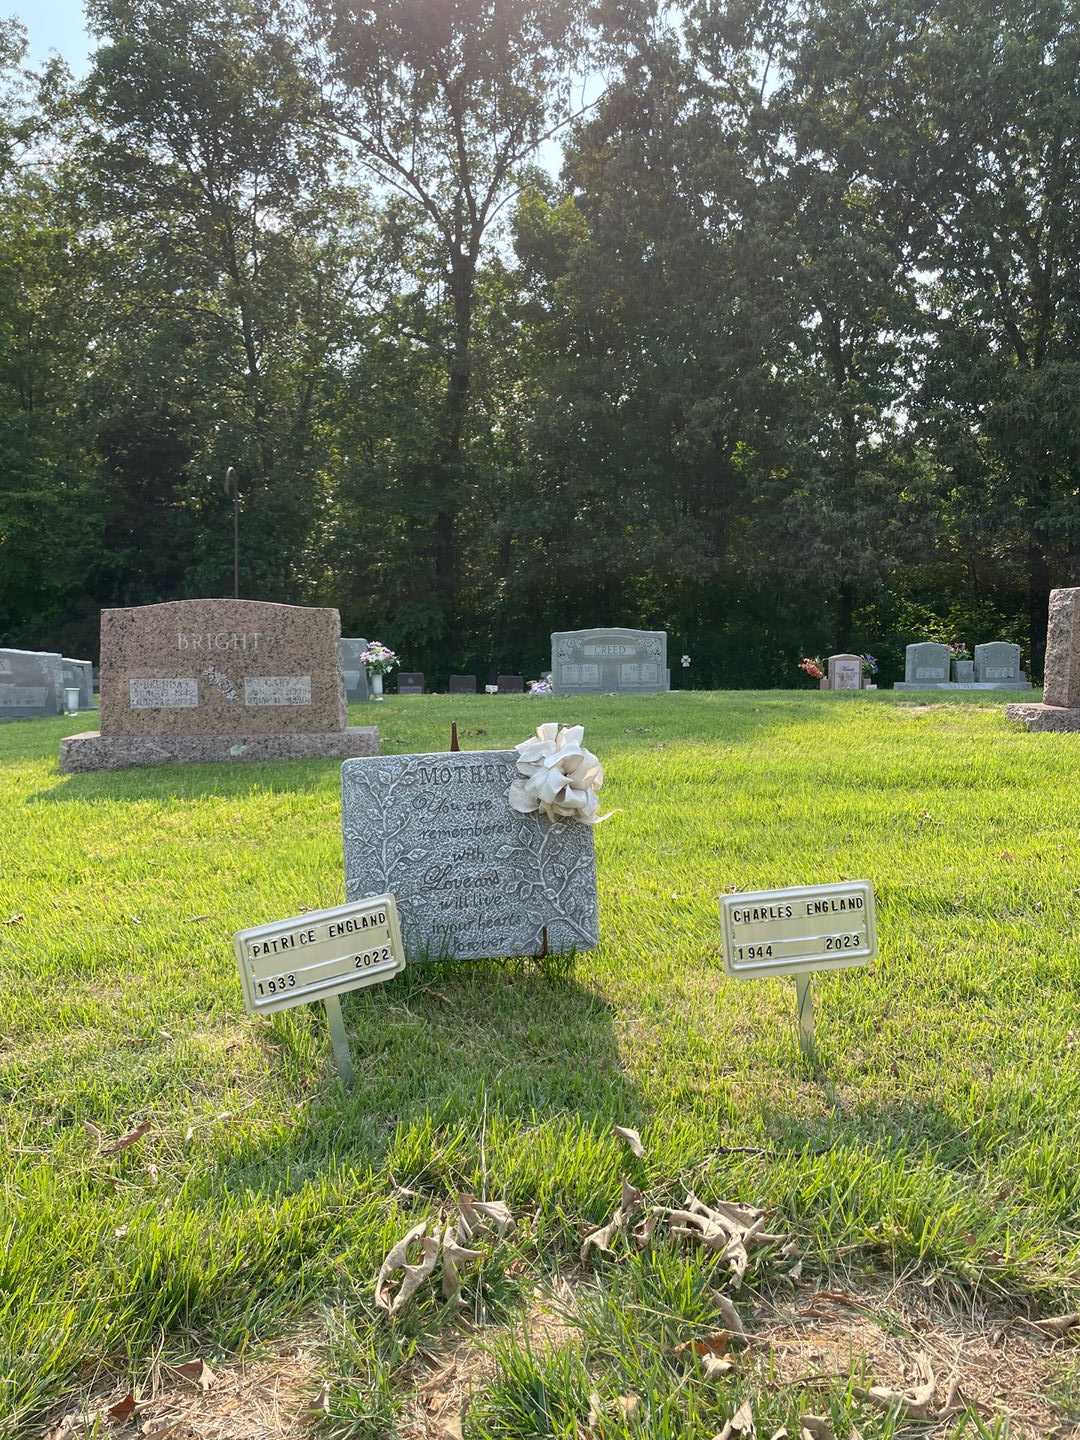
[2,690,1079,1438]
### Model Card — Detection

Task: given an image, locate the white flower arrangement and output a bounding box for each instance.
[528,677,553,695]
[509,723,610,826]
[360,641,399,675]
[681,654,691,667]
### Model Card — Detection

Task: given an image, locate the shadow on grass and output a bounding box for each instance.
[24,757,345,804]
[198,956,642,1199]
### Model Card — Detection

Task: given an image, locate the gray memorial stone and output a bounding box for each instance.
[398,672,425,695]
[1008,587,1080,730]
[0,649,64,717]
[551,628,669,693]
[341,750,599,961]
[894,642,951,690]
[449,675,477,694]
[62,658,94,709]
[827,654,863,691]
[952,659,975,683]
[973,642,1027,687]
[338,637,371,703]
[497,674,524,693]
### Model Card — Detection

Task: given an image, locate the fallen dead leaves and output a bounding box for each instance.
[43,1340,317,1440]
[84,1118,152,1157]
[581,1185,800,1293]
[375,1192,515,1316]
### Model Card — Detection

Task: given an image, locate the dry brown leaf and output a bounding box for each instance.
[783,1259,804,1283]
[702,1353,735,1379]
[770,1430,789,1440]
[3,912,25,925]
[721,1234,750,1288]
[587,1389,603,1429]
[632,1211,658,1249]
[852,1351,935,1420]
[616,1394,641,1418]
[308,1382,330,1415]
[612,1124,645,1158]
[714,1292,747,1340]
[798,1417,834,1440]
[84,1121,102,1147]
[375,1221,440,1315]
[107,1391,137,1423]
[620,1178,643,1214]
[715,1398,755,1438]
[1033,1311,1080,1337]
[456,1193,514,1239]
[172,1358,216,1392]
[580,1207,626,1262]
[100,1120,151,1156]
[440,1221,483,1304]
[141,1426,181,1439]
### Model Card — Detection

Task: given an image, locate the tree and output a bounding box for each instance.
[309,0,595,655]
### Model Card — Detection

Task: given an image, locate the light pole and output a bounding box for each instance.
[225,466,239,598]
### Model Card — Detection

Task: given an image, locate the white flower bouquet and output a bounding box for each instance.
[509,722,610,825]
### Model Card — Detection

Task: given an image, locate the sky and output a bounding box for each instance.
[12,0,91,73]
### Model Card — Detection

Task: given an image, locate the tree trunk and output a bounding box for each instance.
[431,251,476,637]
[1027,539,1050,677]
[837,580,856,653]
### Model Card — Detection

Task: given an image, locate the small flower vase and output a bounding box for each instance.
[952,660,974,683]
[370,671,384,699]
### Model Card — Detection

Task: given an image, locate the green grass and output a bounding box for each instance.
[2,690,1078,1436]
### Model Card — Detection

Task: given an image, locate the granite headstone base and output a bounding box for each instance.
[894,680,1032,691]
[1005,703,1080,732]
[59,726,379,773]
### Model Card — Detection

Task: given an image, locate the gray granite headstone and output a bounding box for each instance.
[1008,588,1080,727]
[0,649,64,716]
[62,658,93,709]
[827,654,863,690]
[903,642,950,685]
[338,637,371,703]
[497,674,524,693]
[341,750,599,961]
[449,675,477,694]
[398,672,425,695]
[551,628,669,693]
[974,642,1022,685]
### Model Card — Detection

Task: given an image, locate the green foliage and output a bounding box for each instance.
[1,0,1078,678]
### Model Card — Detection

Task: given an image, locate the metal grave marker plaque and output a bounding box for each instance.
[341,750,599,961]
[233,895,404,1015]
[721,881,877,979]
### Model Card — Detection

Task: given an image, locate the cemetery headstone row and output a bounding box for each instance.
[0,649,95,716]
[59,599,380,771]
[894,641,1031,690]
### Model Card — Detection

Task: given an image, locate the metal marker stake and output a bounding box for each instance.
[323,994,354,1085]
[794,975,815,1059]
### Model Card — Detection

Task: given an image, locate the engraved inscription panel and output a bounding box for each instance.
[129,678,199,709]
[342,751,599,963]
[244,676,312,706]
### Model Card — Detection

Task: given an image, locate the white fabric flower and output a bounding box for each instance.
[509,722,610,825]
